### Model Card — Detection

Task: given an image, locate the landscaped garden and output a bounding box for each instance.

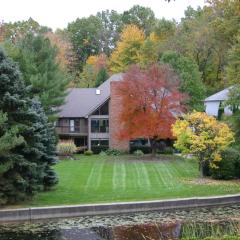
[24,154,240,207]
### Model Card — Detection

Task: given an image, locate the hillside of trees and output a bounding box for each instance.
[0,0,239,97]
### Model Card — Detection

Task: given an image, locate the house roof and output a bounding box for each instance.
[204,87,232,102]
[58,73,123,118]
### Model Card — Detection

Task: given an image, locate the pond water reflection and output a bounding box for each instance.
[0,223,181,240]
[0,204,240,240]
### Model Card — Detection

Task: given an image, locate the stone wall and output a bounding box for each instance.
[1,194,240,222]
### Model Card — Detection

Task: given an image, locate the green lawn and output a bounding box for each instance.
[25,155,240,207]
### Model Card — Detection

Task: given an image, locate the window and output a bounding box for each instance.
[91,119,109,133]
[69,119,80,132]
[92,101,109,115]
[70,120,75,132]
[130,138,150,147]
[74,119,80,132]
[74,137,87,147]
[91,139,109,147]
[91,119,99,133]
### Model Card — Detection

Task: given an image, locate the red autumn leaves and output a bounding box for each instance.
[116,64,187,141]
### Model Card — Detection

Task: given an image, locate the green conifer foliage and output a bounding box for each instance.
[95,68,109,87]
[0,49,58,204]
[4,34,69,120]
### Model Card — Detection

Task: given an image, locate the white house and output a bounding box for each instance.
[204,87,233,117]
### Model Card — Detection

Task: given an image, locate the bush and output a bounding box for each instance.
[133,149,144,156]
[130,145,152,154]
[84,150,93,156]
[156,142,172,154]
[57,140,77,156]
[99,151,107,156]
[211,147,240,180]
[91,145,109,154]
[105,149,123,156]
[158,141,167,153]
[163,146,174,154]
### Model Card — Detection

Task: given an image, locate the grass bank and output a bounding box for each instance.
[25,154,240,206]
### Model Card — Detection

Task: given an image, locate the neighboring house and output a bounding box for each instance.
[204,87,233,117]
[56,73,129,152]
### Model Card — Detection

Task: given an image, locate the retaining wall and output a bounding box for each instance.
[1,194,240,223]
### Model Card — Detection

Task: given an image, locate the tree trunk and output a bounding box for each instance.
[150,138,157,157]
[199,161,204,178]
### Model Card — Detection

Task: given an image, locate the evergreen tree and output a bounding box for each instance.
[0,49,58,204]
[4,34,69,120]
[95,68,109,87]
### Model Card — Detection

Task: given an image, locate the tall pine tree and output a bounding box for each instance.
[0,49,58,204]
[4,34,69,120]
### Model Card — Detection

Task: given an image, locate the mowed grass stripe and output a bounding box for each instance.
[162,161,179,188]
[134,162,151,190]
[164,161,185,190]
[125,161,138,191]
[146,163,167,190]
[57,159,94,192]
[112,160,126,192]
[154,163,174,188]
[172,159,197,178]
[98,160,114,194]
[84,159,105,191]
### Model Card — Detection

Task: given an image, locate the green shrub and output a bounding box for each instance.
[133,149,144,156]
[91,145,109,154]
[130,145,152,154]
[163,146,174,154]
[181,237,240,240]
[99,151,107,156]
[84,150,93,156]
[181,221,240,240]
[211,147,240,180]
[57,140,77,156]
[105,149,122,156]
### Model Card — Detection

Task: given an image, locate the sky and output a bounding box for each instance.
[0,0,206,30]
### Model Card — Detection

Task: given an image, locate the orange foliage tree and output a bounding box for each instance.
[117,64,186,155]
[45,31,74,71]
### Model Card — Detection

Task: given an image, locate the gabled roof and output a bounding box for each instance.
[204,87,232,102]
[58,73,123,118]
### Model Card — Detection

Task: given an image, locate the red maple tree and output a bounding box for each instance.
[116,64,187,155]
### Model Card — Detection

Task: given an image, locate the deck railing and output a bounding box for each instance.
[55,126,88,134]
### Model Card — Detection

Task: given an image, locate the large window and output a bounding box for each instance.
[91,119,109,133]
[91,139,109,147]
[69,119,80,132]
[130,138,150,147]
[92,101,109,115]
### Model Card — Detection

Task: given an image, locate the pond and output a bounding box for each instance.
[0,204,240,240]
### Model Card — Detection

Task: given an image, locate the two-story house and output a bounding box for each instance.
[56,73,129,152]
